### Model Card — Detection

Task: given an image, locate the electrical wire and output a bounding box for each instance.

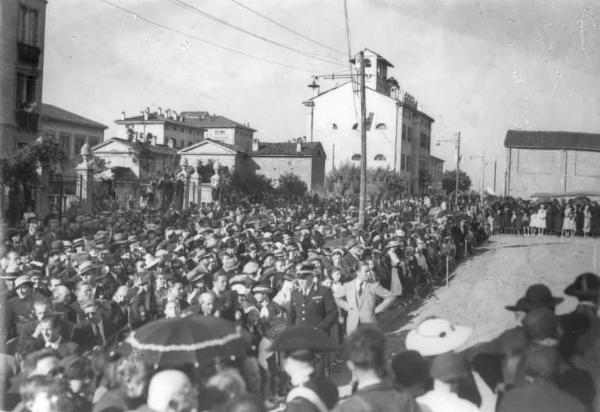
[343,0,359,121]
[98,0,324,73]
[228,0,346,57]
[166,0,347,68]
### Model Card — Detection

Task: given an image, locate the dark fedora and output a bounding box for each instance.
[505,284,563,312]
[564,272,600,300]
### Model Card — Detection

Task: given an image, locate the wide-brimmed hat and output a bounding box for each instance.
[405,318,472,357]
[78,260,99,276]
[505,284,563,312]
[111,232,129,245]
[14,275,33,289]
[564,272,600,299]
[251,282,272,295]
[385,240,402,249]
[5,228,20,239]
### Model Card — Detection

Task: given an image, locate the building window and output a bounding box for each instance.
[332,123,338,130]
[18,6,39,46]
[352,123,358,130]
[59,132,71,150]
[88,136,100,147]
[15,73,37,109]
[215,130,225,135]
[74,135,85,154]
[407,155,412,171]
[374,154,386,161]
[375,123,387,130]
[401,155,405,170]
[351,154,361,161]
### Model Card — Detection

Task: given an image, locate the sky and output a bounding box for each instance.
[42,0,600,193]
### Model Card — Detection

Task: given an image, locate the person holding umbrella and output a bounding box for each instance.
[271,326,339,412]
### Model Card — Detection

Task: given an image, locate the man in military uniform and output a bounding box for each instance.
[287,263,338,377]
[288,263,338,332]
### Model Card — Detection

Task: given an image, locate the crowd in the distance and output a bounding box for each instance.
[2,192,598,412]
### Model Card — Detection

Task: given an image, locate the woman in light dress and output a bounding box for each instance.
[563,201,576,237]
[530,206,540,235]
[537,204,547,235]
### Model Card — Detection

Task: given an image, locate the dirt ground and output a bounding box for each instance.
[333,234,600,397]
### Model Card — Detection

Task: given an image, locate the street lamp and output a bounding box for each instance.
[436,132,461,208]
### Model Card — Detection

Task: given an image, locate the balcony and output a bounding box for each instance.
[15,109,40,133]
[17,42,41,67]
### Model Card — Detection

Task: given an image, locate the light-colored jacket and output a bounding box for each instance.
[334,279,393,334]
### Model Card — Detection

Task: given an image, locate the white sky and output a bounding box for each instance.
[43,0,600,193]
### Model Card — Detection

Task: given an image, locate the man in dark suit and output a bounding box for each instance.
[39,316,79,357]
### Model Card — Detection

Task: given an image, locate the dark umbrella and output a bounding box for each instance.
[128,315,249,367]
[271,326,339,353]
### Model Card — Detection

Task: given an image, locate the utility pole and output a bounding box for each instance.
[358,51,367,229]
[493,159,497,193]
[455,132,461,208]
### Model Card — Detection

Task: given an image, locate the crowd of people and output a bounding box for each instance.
[487,197,600,237]
[0,192,598,411]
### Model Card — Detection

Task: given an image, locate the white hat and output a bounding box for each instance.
[405,318,472,357]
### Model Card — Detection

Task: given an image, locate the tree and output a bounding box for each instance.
[277,173,308,199]
[442,169,472,195]
[326,163,405,200]
[1,137,68,187]
[325,162,361,196]
[230,173,274,203]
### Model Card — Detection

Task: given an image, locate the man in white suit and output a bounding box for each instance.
[334,261,395,335]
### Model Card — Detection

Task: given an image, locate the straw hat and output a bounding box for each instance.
[405,318,472,356]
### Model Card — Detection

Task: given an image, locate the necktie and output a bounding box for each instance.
[358,282,364,299]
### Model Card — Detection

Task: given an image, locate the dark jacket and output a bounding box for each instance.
[498,379,586,412]
[287,284,338,332]
[333,381,419,412]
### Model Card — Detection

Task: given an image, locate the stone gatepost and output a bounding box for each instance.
[189,160,202,208]
[76,143,94,214]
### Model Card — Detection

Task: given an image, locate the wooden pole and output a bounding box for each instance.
[446,255,449,287]
[358,51,367,229]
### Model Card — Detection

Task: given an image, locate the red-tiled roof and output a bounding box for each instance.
[504,130,600,151]
[42,103,107,129]
[252,142,324,157]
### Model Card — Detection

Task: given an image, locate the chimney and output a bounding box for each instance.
[142,110,148,121]
[296,139,302,152]
[158,107,163,116]
[121,111,126,121]
[173,111,178,121]
[252,138,259,152]
[166,109,171,119]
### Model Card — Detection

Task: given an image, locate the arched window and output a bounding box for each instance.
[332,123,338,130]
[375,123,387,130]
[374,154,386,161]
[351,154,361,161]
[352,123,358,130]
